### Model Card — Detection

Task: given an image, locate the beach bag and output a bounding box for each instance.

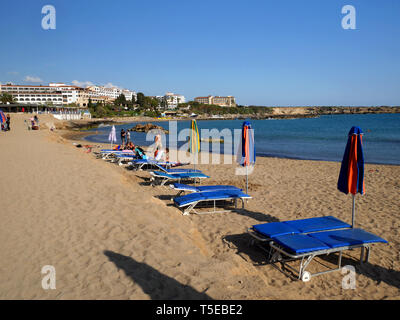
[135,147,146,159]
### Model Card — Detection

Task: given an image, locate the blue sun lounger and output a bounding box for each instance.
[113,153,140,165]
[149,170,210,186]
[170,183,242,197]
[97,150,135,160]
[131,159,200,174]
[173,189,252,215]
[129,159,191,171]
[248,216,387,281]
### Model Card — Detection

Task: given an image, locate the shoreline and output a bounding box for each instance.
[62,123,400,168]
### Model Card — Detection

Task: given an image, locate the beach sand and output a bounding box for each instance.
[0,113,399,300]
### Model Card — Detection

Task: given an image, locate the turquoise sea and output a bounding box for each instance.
[84,113,400,165]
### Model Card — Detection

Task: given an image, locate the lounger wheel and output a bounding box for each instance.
[301,271,311,282]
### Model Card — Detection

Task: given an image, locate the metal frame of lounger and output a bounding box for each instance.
[149,171,208,187]
[98,150,134,160]
[114,154,137,166]
[265,240,372,282]
[176,194,252,215]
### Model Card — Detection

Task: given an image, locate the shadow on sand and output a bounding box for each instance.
[234,209,280,223]
[104,250,212,300]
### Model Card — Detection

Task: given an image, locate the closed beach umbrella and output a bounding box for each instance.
[237,121,256,194]
[108,125,117,149]
[189,119,200,171]
[337,126,365,228]
[0,109,6,123]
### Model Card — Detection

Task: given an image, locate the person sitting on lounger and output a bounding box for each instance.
[125,142,135,151]
[154,147,170,162]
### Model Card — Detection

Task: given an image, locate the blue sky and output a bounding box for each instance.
[0,0,399,106]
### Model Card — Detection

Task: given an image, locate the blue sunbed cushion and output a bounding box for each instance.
[284,216,351,233]
[164,168,201,173]
[174,190,250,207]
[132,159,150,164]
[153,171,209,179]
[253,222,300,238]
[272,234,331,255]
[172,183,199,192]
[117,154,135,158]
[172,183,242,193]
[309,228,388,248]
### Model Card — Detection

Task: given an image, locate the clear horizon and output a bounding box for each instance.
[1,0,399,106]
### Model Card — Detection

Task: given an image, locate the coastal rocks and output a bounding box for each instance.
[130,123,169,134]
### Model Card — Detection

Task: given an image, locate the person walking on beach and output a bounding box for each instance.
[6,114,11,131]
[126,130,131,144]
[120,129,126,147]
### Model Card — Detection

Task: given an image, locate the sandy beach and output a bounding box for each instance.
[0,113,399,300]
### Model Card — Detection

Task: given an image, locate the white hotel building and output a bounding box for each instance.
[0,83,87,106]
[164,92,186,109]
[86,85,136,102]
[0,83,137,107]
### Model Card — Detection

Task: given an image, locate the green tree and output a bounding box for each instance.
[136,92,146,107]
[114,93,127,107]
[0,93,15,104]
[88,98,94,109]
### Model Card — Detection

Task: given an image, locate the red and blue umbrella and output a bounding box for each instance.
[237,121,256,194]
[337,126,364,228]
[0,109,6,124]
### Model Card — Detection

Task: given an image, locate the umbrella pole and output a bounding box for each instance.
[246,165,248,194]
[193,151,196,186]
[352,194,355,228]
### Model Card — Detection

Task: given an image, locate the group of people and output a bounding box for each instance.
[116,129,169,161]
[28,115,39,130]
[1,114,11,131]
[120,129,131,146]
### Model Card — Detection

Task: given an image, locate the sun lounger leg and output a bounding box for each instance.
[183,202,197,215]
[360,246,370,264]
[299,255,316,281]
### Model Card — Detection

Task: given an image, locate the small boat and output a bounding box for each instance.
[200,138,224,143]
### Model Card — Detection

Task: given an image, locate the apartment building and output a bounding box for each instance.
[194,95,236,107]
[164,92,185,109]
[86,85,136,102]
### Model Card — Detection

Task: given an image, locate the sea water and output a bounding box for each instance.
[84,113,400,165]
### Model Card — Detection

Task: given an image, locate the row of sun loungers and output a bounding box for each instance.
[94,147,388,282]
[96,149,251,216]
